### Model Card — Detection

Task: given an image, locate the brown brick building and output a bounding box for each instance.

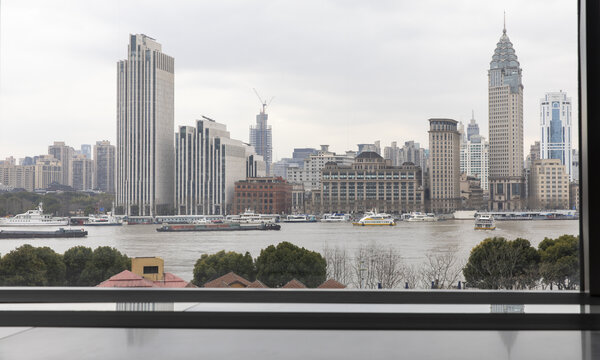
[233,177,293,214]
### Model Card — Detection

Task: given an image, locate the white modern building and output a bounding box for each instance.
[175,116,266,215]
[488,22,525,210]
[460,132,489,191]
[116,34,174,215]
[540,91,573,180]
[286,145,354,192]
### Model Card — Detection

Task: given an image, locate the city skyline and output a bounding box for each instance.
[0,1,578,161]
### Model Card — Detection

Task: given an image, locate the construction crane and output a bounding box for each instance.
[253,88,274,114]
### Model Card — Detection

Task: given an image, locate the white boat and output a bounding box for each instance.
[405,212,438,222]
[453,210,477,220]
[85,213,123,226]
[0,203,69,227]
[474,214,496,230]
[283,214,317,223]
[352,210,396,226]
[320,213,352,223]
[226,209,273,224]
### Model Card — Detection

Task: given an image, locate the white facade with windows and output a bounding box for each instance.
[286,145,354,192]
[540,91,573,180]
[460,134,489,191]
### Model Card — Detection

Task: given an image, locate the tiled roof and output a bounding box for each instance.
[152,272,191,288]
[203,272,252,288]
[282,279,307,288]
[96,270,155,288]
[317,279,346,289]
[247,280,269,288]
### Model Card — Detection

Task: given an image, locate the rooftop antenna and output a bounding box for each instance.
[253,88,275,114]
[503,11,506,33]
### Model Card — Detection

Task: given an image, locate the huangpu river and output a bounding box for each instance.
[0,220,579,282]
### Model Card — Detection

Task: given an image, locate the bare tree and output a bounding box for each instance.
[323,244,352,286]
[419,246,464,289]
[351,244,405,289]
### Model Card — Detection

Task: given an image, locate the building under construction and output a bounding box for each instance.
[249,90,273,175]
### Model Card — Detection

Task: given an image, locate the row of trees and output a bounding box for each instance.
[193,242,327,287]
[0,191,114,217]
[0,244,129,286]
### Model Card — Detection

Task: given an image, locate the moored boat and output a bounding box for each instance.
[283,214,317,223]
[84,214,123,226]
[226,209,274,224]
[0,203,69,227]
[0,228,88,239]
[405,212,438,222]
[352,210,396,226]
[320,213,352,223]
[474,214,496,230]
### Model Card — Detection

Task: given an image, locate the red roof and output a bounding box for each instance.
[317,279,346,289]
[203,272,252,288]
[97,270,192,288]
[96,270,155,288]
[247,280,269,288]
[282,279,307,288]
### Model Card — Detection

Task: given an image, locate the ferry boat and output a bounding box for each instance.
[0,203,69,226]
[0,228,87,239]
[283,214,317,223]
[320,213,352,223]
[405,212,438,222]
[226,209,274,224]
[84,214,123,226]
[156,222,280,232]
[352,211,396,226]
[452,210,477,220]
[474,214,496,230]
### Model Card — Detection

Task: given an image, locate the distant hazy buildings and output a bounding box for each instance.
[250,104,273,176]
[272,148,317,179]
[572,149,579,182]
[48,141,74,186]
[488,24,525,210]
[529,159,569,209]
[94,141,116,193]
[34,155,62,190]
[319,152,424,214]
[460,131,489,191]
[0,157,35,192]
[428,118,461,213]
[116,34,174,215]
[357,141,381,155]
[540,91,573,180]
[287,145,354,192]
[79,144,92,159]
[175,117,266,215]
[71,154,94,191]
[466,111,480,141]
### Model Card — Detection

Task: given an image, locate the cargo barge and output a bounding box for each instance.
[156,222,280,232]
[0,228,88,239]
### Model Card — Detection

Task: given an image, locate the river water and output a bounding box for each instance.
[0,220,579,282]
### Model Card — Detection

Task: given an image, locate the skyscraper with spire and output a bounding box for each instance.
[466,111,480,141]
[488,17,525,210]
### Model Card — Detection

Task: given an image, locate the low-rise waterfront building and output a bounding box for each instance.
[232,177,293,215]
[318,151,424,214]
[528,159,570,209]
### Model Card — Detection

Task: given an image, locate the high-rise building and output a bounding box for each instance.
[460,134,489,191]
[116,34,175,215]
[286,145,354,192]
[175,117,266,215]
[572,149,579,182]
[271,148,318,179]
[71,154,94,191]
[357,141,380,155]
[48,141,74,186]
[488,22,525,210]
[0,158,35,192]
[250,103,273,175]
[34,155,62,190]
[79,145,92,159]
[94,140,116,193]
[540,91,573,180]
[466,111,480,141]
[428,118,461,213]
[529,159,570,209]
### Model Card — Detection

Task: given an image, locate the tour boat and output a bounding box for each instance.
[474,214,496,230]
[226,209,273,224]
[84,214,123,226]
[283,214,317,223]
[320,213,352,223]
[405,212,438,222]
[352,211,396,226]
[0,203,69,226]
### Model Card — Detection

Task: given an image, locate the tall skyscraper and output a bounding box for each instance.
[250,103,273,176]
[71,154,94,191]
[460,134,489,192]
[116,34,174,216]
[540,91,573,180]
[428,118,461,213]
[48,141,74,186]
[94,140,116,193]
[175,116,266,215]
[488,21,525,210]
[466,111,480,141]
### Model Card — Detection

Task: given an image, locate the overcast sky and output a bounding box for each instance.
[0,0,578,161]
